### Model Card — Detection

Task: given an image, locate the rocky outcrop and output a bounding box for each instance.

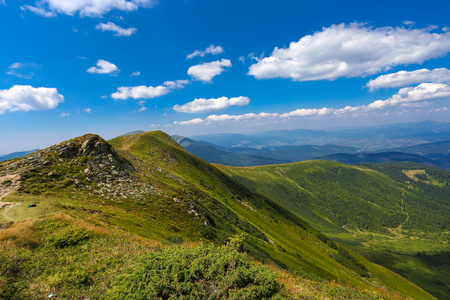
[0,134,145,200]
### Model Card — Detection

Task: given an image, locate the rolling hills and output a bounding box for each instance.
[172,135,290,166]
[218,161,450,298]
[0,131,433,299]
[191,121,450,151]
[316,152,441,168]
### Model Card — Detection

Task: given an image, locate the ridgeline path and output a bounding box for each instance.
[0,174,21,221]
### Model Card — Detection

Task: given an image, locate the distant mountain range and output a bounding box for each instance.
[1,131,434,299]
[0,149,38,162]
[178,122,450,169]
[171,136,289,166]
[317,151,441,167]
[191,121,450,151]
[3,121,450,168]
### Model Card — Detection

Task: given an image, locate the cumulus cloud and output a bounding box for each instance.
[187,59,231,82]
[96,22,136,36]
[83,108,92,113]
[368,83,450,109]
[173,96,250,113]
[7,62,37,79]
[366,68,450,91]
[87,59,120,75]
[111,80,189,100]
[186,45,224,59]
[21,5,57,17]
[22,0,156,17]
[175,83,450,126]
[130,71,140,77]
[248,23,450,82]
[0,85,64,114]
[60,113,70,117]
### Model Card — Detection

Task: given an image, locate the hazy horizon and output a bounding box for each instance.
[2,0,450,153]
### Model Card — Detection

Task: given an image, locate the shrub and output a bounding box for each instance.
[50,270,93,288]
[107,243,282,299]
[48,227,89,248]
[166,235,184,244]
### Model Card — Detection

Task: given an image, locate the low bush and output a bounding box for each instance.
[48,227,89,248]
[107,243,282,299]
[166,235,184,244]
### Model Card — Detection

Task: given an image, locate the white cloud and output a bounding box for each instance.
[83,108,92,113]
[87,59,120,75]
[60,113,70,117]
[174,96,250,113]
[175,83,450,126]
[367,83,450,109]
[7,62,37,79]
[22,0,156,17]
[21,5,57,17]
[366,68,450,91]
[96,22,136,36]
[111,80,189,100]
[0,85,64,114]
[186,45,224,59]
[175,118,204,125]
[138,107,146,112]
[249,23,450,82]
[429,107,448,113]
[131,71,140,77]
[187,59,231,82]
[403,20,415,26]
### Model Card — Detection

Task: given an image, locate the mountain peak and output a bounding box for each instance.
[0,133,136,199]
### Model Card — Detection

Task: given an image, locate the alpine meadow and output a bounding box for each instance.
[1,0,450,299]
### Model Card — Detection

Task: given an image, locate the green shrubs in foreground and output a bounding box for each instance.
[107,243,282,299]
[48,227,89,248]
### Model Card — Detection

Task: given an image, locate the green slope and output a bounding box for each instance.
[0,132,433,299]
[217,160,450,298]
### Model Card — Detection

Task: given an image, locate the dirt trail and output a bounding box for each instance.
[0,174,21,221]
[395,191,410,231]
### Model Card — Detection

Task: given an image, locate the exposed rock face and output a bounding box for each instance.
[0,134,147,200]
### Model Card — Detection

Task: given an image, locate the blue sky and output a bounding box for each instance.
[1,0,450,153]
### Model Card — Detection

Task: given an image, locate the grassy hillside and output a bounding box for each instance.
[0,132,433,299]
[218,161,449,298]
[317,152,440,168]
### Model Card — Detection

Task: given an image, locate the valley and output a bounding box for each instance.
[218,161,450,298]
[0,131,436,299]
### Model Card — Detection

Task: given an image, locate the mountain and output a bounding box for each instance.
[118,130,145,137]
[0,132,432,299]
[218,161,450,298]
[172,135,289,166]
[380,140,450,169]
[317,151,441,168]
[204,143,360,162]
[0,149,38,162]
[191,121,450,151]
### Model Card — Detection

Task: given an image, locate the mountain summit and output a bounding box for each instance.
[0,131,433,299]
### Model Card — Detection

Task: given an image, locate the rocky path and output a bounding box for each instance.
[0,174,21,221]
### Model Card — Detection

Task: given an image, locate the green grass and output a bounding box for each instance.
[217,160,449,298]
[0,131,435,299]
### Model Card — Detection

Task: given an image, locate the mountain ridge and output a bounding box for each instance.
[0,131,433,299]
